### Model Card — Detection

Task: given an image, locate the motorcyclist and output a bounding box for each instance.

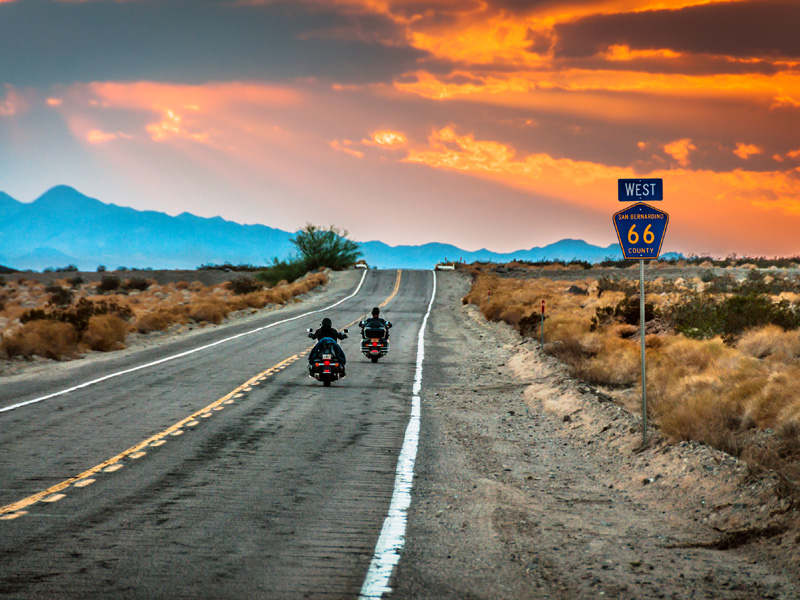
[309,317,347,374]
[360,307,391,338]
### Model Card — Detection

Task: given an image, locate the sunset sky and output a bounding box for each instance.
[2,0,800,257]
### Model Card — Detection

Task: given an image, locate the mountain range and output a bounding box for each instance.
[1,186,624,271]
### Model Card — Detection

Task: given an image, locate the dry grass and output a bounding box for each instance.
[0,269,329,361]
[463,266,800,491]
[1,320,79,360]
[82,314,128,351]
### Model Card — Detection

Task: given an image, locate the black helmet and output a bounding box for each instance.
[321,317,332,328]
[371,307,380,317]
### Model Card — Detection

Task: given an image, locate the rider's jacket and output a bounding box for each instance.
[311,326,346,341]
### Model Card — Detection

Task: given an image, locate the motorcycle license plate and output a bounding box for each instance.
[322,354,332,359]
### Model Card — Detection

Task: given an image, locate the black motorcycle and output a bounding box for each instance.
[359,320,391,363]
[307,329,348,386]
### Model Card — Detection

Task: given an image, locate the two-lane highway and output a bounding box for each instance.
[0,269,434,599]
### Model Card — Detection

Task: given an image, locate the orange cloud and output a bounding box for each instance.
[86,129,118,143]
[601,45,682,61]
[734,143,762,159]
[82,81,302,147]
[329,139,365,159]
[663,139,696,166]
[367,130,406,147]
[404,127,630,189]
[398,125,800,255]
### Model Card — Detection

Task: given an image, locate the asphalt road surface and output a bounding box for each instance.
[0,269,434,599]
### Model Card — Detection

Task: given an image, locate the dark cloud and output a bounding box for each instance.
[0,0,425,87]
[555,0,800,60]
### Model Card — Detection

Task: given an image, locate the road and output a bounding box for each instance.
[0,269,434,599]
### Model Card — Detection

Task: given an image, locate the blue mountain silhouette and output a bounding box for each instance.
[1,186,623,271]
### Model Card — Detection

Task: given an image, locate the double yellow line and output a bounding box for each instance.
[1,270,402,520]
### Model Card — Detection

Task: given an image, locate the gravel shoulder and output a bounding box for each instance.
[395,271,800,599]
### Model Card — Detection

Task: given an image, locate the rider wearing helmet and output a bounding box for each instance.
[310,317,348,373]
[360,307,391,338]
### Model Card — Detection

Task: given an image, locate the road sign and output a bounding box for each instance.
[618,178,662,201]
[612,202,669,260]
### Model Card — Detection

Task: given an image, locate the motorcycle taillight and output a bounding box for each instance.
[323,360,330,366]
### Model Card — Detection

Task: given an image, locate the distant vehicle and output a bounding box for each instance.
[435,262,456,271]
[354,260,368,269]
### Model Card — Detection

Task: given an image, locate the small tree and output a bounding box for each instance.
[291,224,362,271]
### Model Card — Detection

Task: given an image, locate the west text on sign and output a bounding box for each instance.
[618,178,663,202]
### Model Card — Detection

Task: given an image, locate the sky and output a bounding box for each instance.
[2,0,800,257]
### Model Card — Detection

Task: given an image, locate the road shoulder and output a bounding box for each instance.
[395,271,799,599]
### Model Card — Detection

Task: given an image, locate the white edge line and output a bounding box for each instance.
[0,269,369,414]
[359,269,436,599]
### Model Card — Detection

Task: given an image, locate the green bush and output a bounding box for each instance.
[667,292,800,341]
[291,224,362,271]
[256,258,310,286]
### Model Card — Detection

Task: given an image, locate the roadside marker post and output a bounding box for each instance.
[541,299,545,350]
[613,192,669,448]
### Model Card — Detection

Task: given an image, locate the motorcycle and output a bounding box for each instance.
[359,320,391,363]
[307,328,348,386]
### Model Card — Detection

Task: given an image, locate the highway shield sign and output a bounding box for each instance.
[613,202,669,260]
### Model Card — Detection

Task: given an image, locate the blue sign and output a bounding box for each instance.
[618,178,662,201]
[613,202,669,260]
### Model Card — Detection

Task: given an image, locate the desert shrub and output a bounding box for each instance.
[98,275,121,293]
[257,258,309,286]
[187,299,229,324]
[263,286,293,305]
[122,277,150,292]
[590,296,658,330]
[20,298,133,334]
[135,307,186,333]
[668,292,800,341]
[45,284,74,307]
[574,336,639,387]
[737,325,800,361]
[82,314,128,351]
[596,276,637,297]
[174,281,190,290]
[1,320,79,360]
[66,276,84,288]
[227,275,262,295]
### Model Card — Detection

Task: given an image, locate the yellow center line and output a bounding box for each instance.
[0,353,299,516]
[0,269,403,518]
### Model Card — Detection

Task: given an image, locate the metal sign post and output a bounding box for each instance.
[639,259,647,446]
[613,199,669,448]
[541,299,545,350]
